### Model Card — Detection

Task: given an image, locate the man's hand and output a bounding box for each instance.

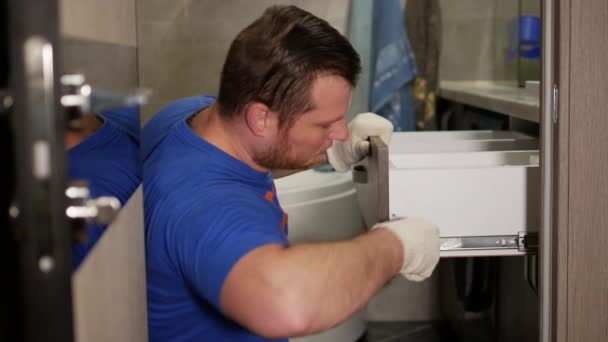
[372,217,440,282]
[327,113,393,172]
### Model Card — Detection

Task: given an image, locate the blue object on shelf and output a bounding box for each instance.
[519,16,540,58]
[508,15,541,60]
[519,16,540,44]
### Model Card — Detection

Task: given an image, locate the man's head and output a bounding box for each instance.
[216,5,361,170]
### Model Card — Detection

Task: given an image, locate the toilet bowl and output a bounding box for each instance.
[275,169,367,342]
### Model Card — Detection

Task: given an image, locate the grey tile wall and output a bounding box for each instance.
[60,0,137,47]
[62,37,138,93]
[439,0,540,82]
[137,0,348,122]
[60,0,138,93]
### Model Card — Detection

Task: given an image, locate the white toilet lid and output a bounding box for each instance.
[275,169,354,206]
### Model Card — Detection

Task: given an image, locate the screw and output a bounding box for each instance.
[3,95,13,109]
[39,256,55,273]
[9,204,19,219]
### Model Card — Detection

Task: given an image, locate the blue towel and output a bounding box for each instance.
[370,0,417,131]
[346,0,373,121]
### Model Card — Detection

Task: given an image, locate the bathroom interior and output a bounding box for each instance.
[3,0,572,341]
[136,1,542,340]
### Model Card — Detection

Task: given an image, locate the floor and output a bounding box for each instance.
[362,321,445,342]
[361,320,495,342]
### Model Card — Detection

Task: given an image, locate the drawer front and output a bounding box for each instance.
[354,132,540,257]
[390,130,538,154]
[389,130,534,142]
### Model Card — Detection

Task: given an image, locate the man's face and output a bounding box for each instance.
[254,74,352,170]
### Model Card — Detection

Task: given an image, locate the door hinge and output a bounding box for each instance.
[552,84,559,124]
[518,231,538,253]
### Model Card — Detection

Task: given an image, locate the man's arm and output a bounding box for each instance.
[220,227,403,339]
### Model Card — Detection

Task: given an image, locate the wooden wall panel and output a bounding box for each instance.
[566,0,608,339]
[555,0,570,340]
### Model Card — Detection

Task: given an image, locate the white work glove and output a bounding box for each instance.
[373,217,440,282]
[327,112,394,172]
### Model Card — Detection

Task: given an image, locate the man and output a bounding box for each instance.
[67,106,141,268]
[143,5,440,341]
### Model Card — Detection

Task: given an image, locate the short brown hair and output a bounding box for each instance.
[217,5,361,127]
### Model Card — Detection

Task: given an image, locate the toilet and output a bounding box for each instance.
[275,169,367,342]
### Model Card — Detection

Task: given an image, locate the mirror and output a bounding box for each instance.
[59,0,142,268]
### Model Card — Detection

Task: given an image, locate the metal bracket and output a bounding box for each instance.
[352,136,390,229]
[0,89,12,112]
[439,231,538,254]
[352,165,368,184]
[552,84,559,124]
[60,74,150,130]
[440,235,519,251]
[518,231,539,253]
[65,180,120,224]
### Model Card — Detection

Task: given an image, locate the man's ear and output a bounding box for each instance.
[244,102,278,137]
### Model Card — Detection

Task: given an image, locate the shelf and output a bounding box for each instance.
[439,80,540,123]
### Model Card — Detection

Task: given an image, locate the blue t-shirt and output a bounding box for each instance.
[143,96,289,342]
[68,106,141,269]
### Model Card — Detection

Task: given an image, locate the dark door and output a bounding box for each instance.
[2,0,74,340]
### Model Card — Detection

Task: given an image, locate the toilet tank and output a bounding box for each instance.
[275,169,367,342]
[276,169,366,242]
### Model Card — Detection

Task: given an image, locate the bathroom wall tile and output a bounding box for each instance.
[439,0,519,81]
[62,37,138,94]
[60,0,137,47]
[138,0,349,119]
[440,16,497,80]
[440,0,494,21]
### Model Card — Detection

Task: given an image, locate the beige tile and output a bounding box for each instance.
[440,0,494,20]
[60,0,136,47]
[440,18,497,81]
[439,0,522,82]
[137,0,350,118]
[62,38,138,93]
[521,0,541,16]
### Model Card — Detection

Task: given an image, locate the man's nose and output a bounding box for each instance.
[328,121,349,142]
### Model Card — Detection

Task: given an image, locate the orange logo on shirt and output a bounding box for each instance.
[264,189,287,233]
[264,191,274,203]
[281,213,288,232]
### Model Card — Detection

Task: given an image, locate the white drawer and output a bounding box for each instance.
[390,130,538,153]
[354,131,539,257]
[389,129,534,142]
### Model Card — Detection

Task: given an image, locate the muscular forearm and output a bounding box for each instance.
[272,227,403,336]
[221,227,403,339]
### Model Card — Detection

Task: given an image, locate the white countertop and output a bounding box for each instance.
[439,80,540,123]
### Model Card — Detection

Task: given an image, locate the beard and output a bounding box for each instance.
[253,131,324,170]
[254,141,313,170]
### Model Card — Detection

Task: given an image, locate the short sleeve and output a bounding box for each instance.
[172,201,288,312]
[141,96,215,161]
